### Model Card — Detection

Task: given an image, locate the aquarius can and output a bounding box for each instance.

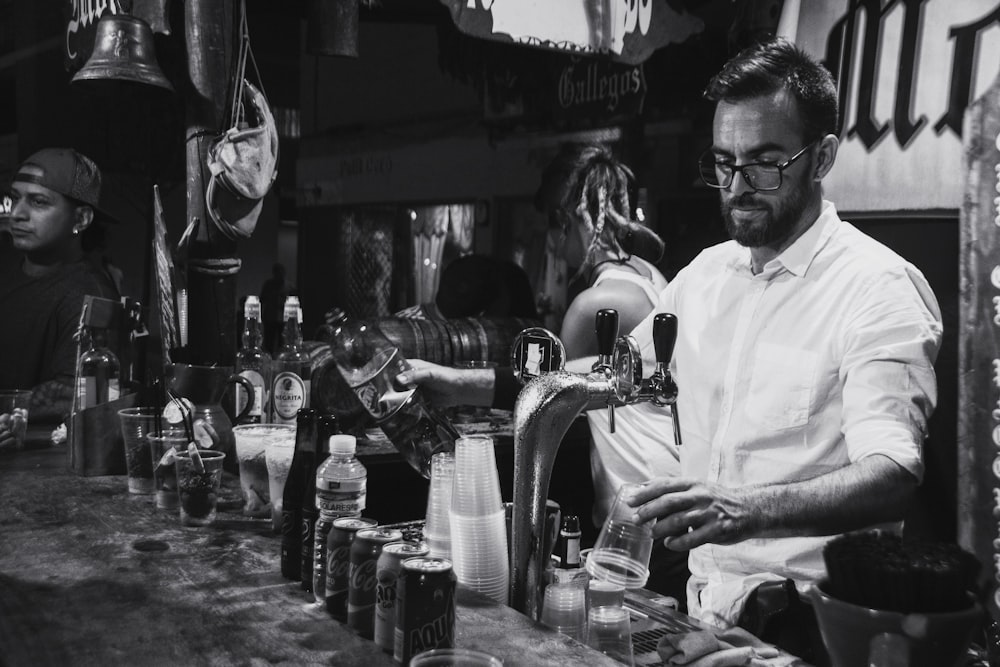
[347,527,403,638]
[394,557,456,665]
[326,516,377,620]
[374,541,430,652]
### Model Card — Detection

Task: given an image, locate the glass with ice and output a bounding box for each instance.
[262,424,296,532]
[233,423,290,518]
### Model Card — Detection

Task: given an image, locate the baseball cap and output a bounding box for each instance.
[11,147,118,223]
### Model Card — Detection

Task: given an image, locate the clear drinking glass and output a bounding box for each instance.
[118,407,162,494]
[147,430,188,510]
[586,483,654,589]
[586,605,635,666]
[174,449,226,527]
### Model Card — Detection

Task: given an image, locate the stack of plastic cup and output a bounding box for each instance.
[423,451,455,559]
[540,583,587,642]
[449,435,509,604]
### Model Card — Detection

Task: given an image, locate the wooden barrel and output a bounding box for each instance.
[448,316,540,366]
[374,317,453,365]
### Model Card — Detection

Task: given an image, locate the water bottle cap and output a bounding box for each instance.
[329,434,356,455]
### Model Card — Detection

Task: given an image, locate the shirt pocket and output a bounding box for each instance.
[743,343,817,431]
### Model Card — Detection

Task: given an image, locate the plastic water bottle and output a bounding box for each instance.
[312,433,366,605]
[324,309,458,479]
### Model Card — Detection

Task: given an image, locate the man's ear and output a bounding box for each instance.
[814,133,839,181]
[73,205,94,235]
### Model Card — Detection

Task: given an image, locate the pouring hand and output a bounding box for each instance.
[628,477,757,551]
[396,359,496,409]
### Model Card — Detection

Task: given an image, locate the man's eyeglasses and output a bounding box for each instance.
[698,140,818,192]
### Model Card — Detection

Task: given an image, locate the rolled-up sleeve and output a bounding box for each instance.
[839,266,943,482]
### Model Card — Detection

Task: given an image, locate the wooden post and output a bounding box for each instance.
[957,71,1000,619]
[182,0,238,366]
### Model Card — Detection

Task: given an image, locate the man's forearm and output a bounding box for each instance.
[741,454,917,539]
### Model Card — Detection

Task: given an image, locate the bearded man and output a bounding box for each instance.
[625,38,942,664]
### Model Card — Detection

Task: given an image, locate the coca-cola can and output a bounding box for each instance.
[325,516,377,620]
[394,557,456,665]
[374,541,430,653]
[347,527,403,638]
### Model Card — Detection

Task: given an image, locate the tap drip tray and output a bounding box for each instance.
[624,588,702,666]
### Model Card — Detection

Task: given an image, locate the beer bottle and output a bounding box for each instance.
[271,296,311,425]
[555,514,582,569]
[300,412,334,590]
[235,295,271,424]
[76,325,120,410]
[280,407,317,581]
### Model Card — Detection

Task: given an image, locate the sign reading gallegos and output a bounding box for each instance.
[439,0,704,65]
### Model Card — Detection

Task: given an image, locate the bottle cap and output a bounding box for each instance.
[244,295,261,318]
[561,514,581,534]
[283,295,300,320]
[329,434,356,455]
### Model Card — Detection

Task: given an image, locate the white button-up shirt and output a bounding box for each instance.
[630,201,942,627]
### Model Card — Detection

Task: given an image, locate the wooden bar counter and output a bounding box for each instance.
[0,443,620,666]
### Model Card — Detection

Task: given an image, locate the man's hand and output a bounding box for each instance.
[396,359,496,409]
[628,476,758,551]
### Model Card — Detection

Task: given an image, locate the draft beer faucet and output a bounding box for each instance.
[509,311,679,620]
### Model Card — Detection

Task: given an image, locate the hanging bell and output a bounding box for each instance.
[72,14,174,92]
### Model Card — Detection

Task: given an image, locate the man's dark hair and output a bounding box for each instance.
[704,38,838,141]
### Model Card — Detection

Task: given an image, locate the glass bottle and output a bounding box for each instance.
[300,413,334,591]
[75,326,120,410]
[235,295,271,424]
[323,309,458,479]
[280,407,317,581]
[555,514,582,569]
[271,296,311,425]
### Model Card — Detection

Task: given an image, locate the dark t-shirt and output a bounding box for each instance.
[0,258,119,391]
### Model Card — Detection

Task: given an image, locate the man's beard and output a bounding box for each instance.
[720,182,812,248]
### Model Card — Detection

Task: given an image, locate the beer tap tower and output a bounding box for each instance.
[509,310,680,620]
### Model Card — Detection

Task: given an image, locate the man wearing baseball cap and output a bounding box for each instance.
[0,148,120,448]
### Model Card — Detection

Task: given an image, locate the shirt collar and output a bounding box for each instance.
[758,200,839,278]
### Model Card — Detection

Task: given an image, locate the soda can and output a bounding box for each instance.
[326,516,377,621]
[374,541,430,653]
[394,557,456,665]
[347,527,403,638]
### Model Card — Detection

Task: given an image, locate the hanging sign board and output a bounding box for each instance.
[550,57,646,122]
[64,0,130,73]
[785,0,1000,212]
[439,0,704,65]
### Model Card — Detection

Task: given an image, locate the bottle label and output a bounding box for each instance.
[108,379,120,403]
[353,380,415,421]
[237,370,265,418]
[315,489,366,514]
[76,376,96,410]
[272,372,307,422]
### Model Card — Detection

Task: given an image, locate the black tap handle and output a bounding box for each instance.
[653,313,678,364]
[595,309,619,358]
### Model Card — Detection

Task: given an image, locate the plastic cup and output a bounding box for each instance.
[588,579,625,610]
[586,483,654,589]
[174,449,226,527]
[232,423,289,518]
[451,435,503,516]
[147,430,188,510]
[0,389,31,453]
[263,425,296,532]
[586,605,635,666]
[540,583,587,641]
[409,648,503,666]
[118,407,164,494]
[424,451,455,558]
